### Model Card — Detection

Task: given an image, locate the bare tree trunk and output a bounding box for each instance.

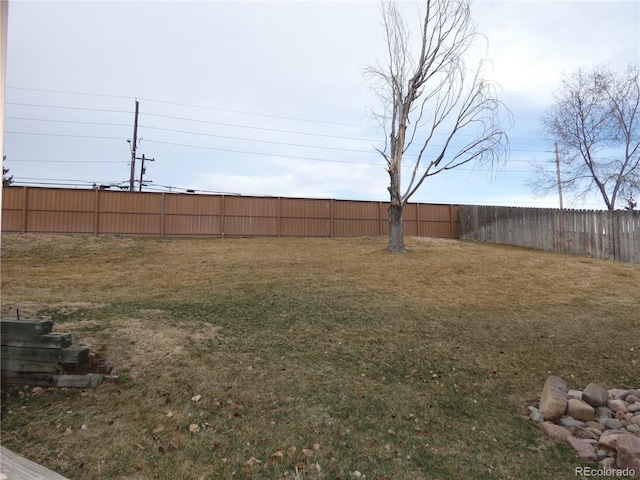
[387,201,406,252]
[387,158,406,251]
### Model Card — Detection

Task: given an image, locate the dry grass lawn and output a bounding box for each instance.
[1,233,638,480]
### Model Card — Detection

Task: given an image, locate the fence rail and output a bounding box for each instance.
[1,187,459,239]
[458,205,640,264]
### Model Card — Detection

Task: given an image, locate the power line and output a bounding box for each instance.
[139,125,377,154]
[6,100,550,152]
[143,138,534,172]
[140,111,381,142]
[5,102,131,114]
[139,124,548,157]
[5,131,127,140]
[6,86,135,100]
[5,158,126,164]
[144,138,381,166]
[5,116,132,127]
[5,86,376,129]
[6,87,550,143]
[139,96,378,130]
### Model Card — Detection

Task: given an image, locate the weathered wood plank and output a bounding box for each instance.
[1,371,57,386]
[0,358,63,373]
[0,445,71,480]
[1,372,105,388]
[1,345,89,364]
[0,332,73,349]
[0,318,53,335]
[55,373,103,388]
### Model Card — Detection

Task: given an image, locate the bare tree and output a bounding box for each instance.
[534,65,640,211]
[365,0,509,252]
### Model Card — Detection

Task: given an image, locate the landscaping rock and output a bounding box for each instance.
[531,378,640,474]
[539,421,571,442]
[596,406,615,418]
[571,426,599,441]
[599,432,624,449]
[566,435,597,461]
[587,421,605,432]
[583,383,609,406]
[608,399,629,414]
[585,427,603,438]
[559,416,587,428]
[539,376,568,420]
[626,424,640,435]
[615,434,640,476]
[529,410,545,423]
[567,399,595,422]
[603,418,623,430]
[567,389,583,400]
[608,389,630,401]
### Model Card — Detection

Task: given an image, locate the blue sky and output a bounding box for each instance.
[2,0,639,208]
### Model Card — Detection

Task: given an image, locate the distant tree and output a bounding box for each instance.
[365,0,510,252]
[2,155,13,186]
[623,193,637,211]
[533,65,640,211]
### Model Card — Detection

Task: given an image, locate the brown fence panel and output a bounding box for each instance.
[97,191,163,235]
[458,205,640,264]
[279,198,331,237]
[9,188,96,233]
[332,200,383,237]
[163,194,222,235]
[1,187,26,232]
[408,203,458,238]
[1,187,460,240]
[223,196,279,236]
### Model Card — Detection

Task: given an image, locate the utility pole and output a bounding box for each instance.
[138,154,155,192]
[555,142,564,210]
[129,99,139,192]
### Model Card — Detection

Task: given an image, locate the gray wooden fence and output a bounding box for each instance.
[458,206,640,264]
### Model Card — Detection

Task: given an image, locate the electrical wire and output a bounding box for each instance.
[5,116,132,127]
[5,158,126,164]
[5,131,127,140]
[5,102,131,114]
[139,111,381,142]
[6,86,135,100]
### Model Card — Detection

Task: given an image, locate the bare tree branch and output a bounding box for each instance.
[535,65,640,210]
[365,0,510,251]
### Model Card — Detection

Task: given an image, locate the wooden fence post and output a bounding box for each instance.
[449,204,454,239]
[277,197,281,238]
[161,192,166,237]
[21,186,27,233]
[94,189,99,235]
[330,199,334,238]
[220,194,225,237]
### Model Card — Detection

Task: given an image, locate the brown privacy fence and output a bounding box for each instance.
[458,205,640,264]
[1,187,459,239]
